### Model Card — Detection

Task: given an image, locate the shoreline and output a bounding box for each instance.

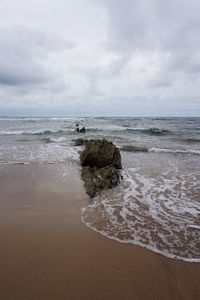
[0,163,200,299]
[82,215,200,264]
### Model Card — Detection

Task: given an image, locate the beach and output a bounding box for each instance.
[0,162,200,300]
[1,0,200,296]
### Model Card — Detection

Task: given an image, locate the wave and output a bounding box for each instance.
[32,130,64,135]
[81,214,200,263]
[81,168,200,263]
[178,138,200,144]
[0,130,28,135]
[0,161,31,165]
[0,117,51,122]
[120,145,200,155]
[18,138,32,142]
[126,127,171,135]
[82,128,101,133]
[85,126,125,133]
[82,216,200,263]
[18,136,66,143]
[48,137,67,143]
[0,144,79,165]
[0,160,65,165]
[0,129,65,136]
[151,118,172,121]
[0,126,171,137]
[150,147,200,155]
[40,137,52,143]
[120,145,148,152]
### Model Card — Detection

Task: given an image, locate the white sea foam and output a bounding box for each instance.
[86,123,126,132]
[81,168,200,263]
[50,136,67,143]
[0,144,79,164]
[150,147,200,155]
[0,129,66,135]
[0,130,28,135]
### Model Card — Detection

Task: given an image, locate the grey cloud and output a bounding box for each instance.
[101,0,200,86]
[0,0,199,116]
[0,22,75,87]
[149,73,174,88]
[0,60,48,86]
[102,0,200,52]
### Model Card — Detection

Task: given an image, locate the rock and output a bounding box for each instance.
[81,165,121,198]
[75,138,85,146]
[80,139,122,198]
[80,139,122,169]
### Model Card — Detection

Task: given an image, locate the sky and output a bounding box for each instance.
[0,0,200,117]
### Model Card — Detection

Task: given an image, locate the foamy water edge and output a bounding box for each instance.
[81,211,200,263]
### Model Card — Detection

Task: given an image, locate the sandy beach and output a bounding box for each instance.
[0,163,200,300]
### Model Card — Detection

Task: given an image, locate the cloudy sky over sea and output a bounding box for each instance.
[0,0,200,116]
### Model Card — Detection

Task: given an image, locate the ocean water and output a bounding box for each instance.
[0,116,200,262]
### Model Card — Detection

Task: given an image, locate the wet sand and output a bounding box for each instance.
[0,163,200,300]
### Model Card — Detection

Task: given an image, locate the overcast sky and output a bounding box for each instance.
[0,0,200,116]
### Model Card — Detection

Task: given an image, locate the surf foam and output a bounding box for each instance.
[81,168,200,263]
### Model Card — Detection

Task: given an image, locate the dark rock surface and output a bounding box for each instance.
[80,139,122,169]
[75,138,85,146]
[80,139,122,198]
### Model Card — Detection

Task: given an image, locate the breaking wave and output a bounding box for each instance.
[178,138,200,144]
[120,145,200,155]
[0,129,65,136]
[126,127,171,135]
[32,130,65,135]
[150,148,200,155]
[120,145,148,152]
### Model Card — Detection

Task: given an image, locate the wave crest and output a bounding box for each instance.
[150,147,200,155]
[126,127,171,135]
[0,129,65,136]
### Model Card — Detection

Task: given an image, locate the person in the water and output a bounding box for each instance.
[79,126,85,133]
[75,123,86,133]
[76,123,80,133]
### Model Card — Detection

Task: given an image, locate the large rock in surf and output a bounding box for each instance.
[80,139,122,198]
[80,139,122,169]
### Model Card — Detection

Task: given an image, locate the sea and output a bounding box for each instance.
[0,116,200,262]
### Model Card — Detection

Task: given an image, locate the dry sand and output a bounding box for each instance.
[0,163,200,300]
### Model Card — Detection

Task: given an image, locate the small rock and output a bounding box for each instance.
[75,138,85,146]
